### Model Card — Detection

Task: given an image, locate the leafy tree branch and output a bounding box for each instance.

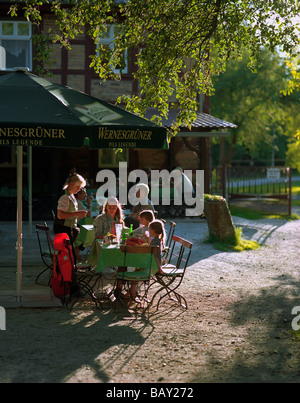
[9,0,300,138]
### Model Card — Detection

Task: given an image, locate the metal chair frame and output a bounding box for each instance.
[68,270,103,310]
[149,235,193,310]
[35,222,55,284]
[114,245,160,312]
[162,221,176,261]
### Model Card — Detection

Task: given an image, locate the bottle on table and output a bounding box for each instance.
[129,224,133,237]
[121,227,127,244]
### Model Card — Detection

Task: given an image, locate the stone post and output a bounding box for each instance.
[204,195,235,240]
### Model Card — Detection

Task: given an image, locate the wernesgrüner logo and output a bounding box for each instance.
[95,162,204,216]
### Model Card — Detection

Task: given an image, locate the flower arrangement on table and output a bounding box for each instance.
[204,194,226,202]
[103,232,116,244]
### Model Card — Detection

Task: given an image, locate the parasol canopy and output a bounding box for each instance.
[0,70,168,149]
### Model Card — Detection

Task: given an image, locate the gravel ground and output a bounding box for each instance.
[0,216,300,384]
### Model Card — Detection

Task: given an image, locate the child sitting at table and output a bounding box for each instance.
[123,219,166,302]
[147,219,166,268]
[132,209,155,239]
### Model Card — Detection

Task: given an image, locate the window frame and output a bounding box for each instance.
[0,146,28,168]
[0,20,32,71]
[97,24,128,75]
[98,149,128,168]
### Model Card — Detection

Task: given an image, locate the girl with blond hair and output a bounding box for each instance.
[148,219,166,267]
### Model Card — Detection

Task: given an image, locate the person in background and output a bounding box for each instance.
[93,196,123,239]
[74,187,93,260]
[75,187,93,217]
[53,173,87,263]
[172,166,195,198]
[125,183,155,229]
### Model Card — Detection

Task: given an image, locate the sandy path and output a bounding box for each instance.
[0,217,300,383]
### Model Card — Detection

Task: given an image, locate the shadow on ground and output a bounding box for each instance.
[191,274,300,383]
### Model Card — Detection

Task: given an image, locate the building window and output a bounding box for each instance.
[98,25,128,74]
[0,146,27,167]
[0,21,32,71]
[98,149,128,168]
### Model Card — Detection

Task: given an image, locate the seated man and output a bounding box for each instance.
[125,183,155,229]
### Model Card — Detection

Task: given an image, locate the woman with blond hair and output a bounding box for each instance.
[53,173,87,262]
[93,196,124,239]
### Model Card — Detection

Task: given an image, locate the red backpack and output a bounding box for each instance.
[51,233,76,298]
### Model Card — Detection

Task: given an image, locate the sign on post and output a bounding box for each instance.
[267,168,280,181]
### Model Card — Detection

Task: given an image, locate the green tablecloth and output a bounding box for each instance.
[88,240,160,274]
[75,224,95,248]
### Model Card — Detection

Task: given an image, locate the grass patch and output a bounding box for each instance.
[204,226,260,252]
[292,186,300,194]
[229,205,264,220]
[229,179,300,196]
[229,204,300,221]
[289,329,300,342]
[267,213,300,220]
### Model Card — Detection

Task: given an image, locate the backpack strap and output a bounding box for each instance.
[53,248,57,278]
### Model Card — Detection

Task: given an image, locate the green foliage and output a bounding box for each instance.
[210,48,300,165]
[286,129,300,171]
[282,57,300,96]
[204,194,225,202]
[9,0,300,133]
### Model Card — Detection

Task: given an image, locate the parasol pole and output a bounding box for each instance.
[28,146,32,235]
[16,146,23,303]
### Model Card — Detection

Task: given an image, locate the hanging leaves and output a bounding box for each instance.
[9,0,300,131]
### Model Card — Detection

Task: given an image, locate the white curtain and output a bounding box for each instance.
[0,40,29,68]
[0,45,5,70]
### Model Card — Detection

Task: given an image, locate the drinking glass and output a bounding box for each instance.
[115,224,123,246]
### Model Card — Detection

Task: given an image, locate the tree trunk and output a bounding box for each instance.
[204,199,235,240]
